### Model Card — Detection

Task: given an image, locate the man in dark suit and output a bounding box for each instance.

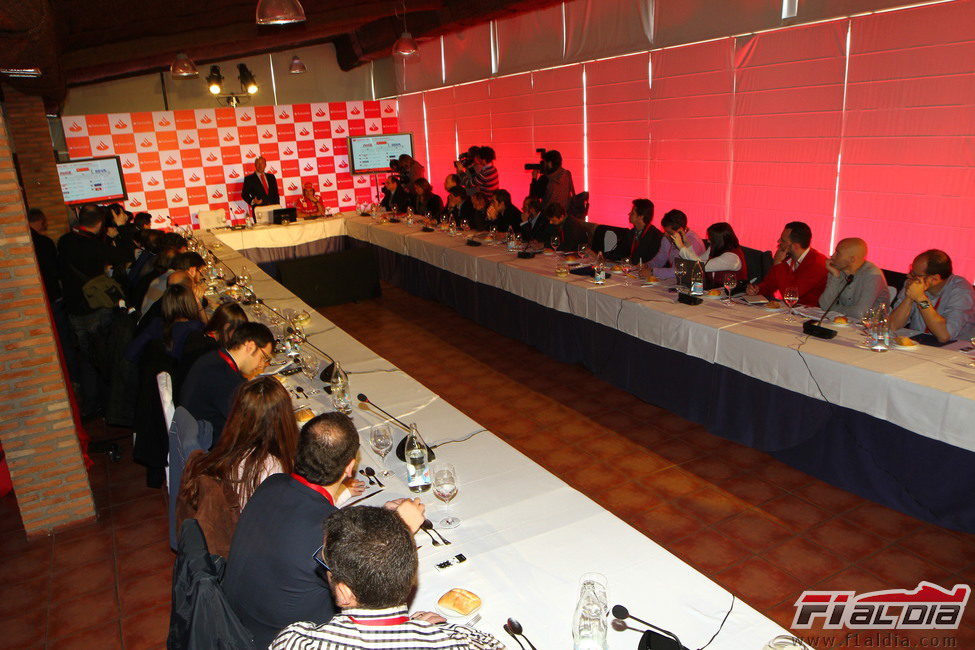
[544,203,588,252]
[519,196,547,243]
[612,198,663,264]
[28,208,60,302]
[241,157,280,210]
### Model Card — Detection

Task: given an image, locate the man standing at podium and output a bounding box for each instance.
[241,156,279,211]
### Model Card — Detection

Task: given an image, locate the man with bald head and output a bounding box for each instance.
[889,249,974,343]
[241,156,280,209]
[818,238,888,319]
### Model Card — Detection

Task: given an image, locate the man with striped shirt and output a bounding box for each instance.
[457,146,499,197]
[272,506,504,649]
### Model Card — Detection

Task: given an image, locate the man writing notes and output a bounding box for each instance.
[818,238,888,320]
[271,506,504,650]
[241,156,280,210]
[747,221,827,306]
[889,249,975,344]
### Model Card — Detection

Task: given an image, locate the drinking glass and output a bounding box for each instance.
[555,258,569,278]
[460,219,470,233]
[673,259,687,288]
[550,235,560,252]
[577,243,589,260]
[783,287,799,322]
[370,424,393,476]
[432,463,460,528]
[331,381,352,414]
[723,272,738,301]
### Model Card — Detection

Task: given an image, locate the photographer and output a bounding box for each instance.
[529,149,575,212]
[398,153,425,185]
[456,146,499,196]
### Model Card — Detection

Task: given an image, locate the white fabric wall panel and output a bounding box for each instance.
[443,22,494,87]
[564,0,653,62]
[495,3,566,76]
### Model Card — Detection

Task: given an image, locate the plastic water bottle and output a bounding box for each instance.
[690,261,705,296]
[405,423,431,493]
[870,302,890,352]
[405,206,414,225]
[593,253,607,285]
[573,575,608,650]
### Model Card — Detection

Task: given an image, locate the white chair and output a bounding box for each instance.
[197,209,227,230]
[157,371,175,487]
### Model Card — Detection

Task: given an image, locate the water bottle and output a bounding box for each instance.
[593,253,607,285]
[573,574,608,650]
[404,423,431,493]
[405,206,414,225]
[870,302,890,352]
[690,261,705,296]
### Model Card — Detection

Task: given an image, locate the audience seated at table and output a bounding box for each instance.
[460,193,491,231]
[544,203,588,252]
[676,222,748,289]
[411,178,444,217]
[607,199,663,263]
[746,221,827,306]
[137,252,206,332]
[519,196,546,243]
[272,506,504,650]
[135,232,188,316]
[441,186,467,224]
[296,183,328,218]
[649,209,705,280]
[179,321,274,444]
[223,412,424,648]
[176,301,248,390]
[176,376,299,557]
[444,173,460,194]
[380,175,412,213]
[485,189,522,234]
[889,249,975,344]
[819,238,888,320]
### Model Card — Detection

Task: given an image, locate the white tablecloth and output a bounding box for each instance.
[211,217,347,251]
[200,230,797,649]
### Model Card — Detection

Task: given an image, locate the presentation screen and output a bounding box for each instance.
[348,133,414,174]
[57,156,127,205]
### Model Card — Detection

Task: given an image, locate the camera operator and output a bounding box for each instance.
[455,146,499,196]
[398,153,425,185]
[529,149,575,212]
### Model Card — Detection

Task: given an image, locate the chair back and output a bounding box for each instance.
[742,247,773,284]
[168,407,214,550]
[196,209,227,230]
[157,372,175,431]
[591,224,630,257]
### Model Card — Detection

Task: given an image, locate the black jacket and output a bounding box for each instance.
[490,205,523,234]
[241,172,280,207]
[618,225,663,264]
[31,228,61,302]
[413,192,444,217]
[178,350,244,444]
[57,229,122,315]
[520,212,548,243]
[548,217,589,252]
[381,186,412,213]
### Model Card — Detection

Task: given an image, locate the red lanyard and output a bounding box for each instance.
[631,224,652,256]
[218,349,239,374]
[290,473,335,505]
[349,615,410,626]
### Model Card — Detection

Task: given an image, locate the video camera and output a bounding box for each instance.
[524,148,547,172]
[456,150,475,169]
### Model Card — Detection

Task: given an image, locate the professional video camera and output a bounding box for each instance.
[524,148,547,172]
[456,150,475,169]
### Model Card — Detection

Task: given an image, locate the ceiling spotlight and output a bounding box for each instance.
[206,65,224,95]
[288,55,306,74]
[238,64,259,94]
[392,31,419,58]
[169,53,198,79]
[0,67,43,78]
[255,0,306,25]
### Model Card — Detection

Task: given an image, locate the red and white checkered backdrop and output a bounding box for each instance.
[62,100,399,230]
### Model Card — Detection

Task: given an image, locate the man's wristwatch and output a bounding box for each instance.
[917,300,931,310]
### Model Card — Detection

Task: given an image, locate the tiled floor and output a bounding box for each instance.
[2,283,974,649]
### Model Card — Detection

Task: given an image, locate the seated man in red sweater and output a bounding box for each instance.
[746,221,827,306]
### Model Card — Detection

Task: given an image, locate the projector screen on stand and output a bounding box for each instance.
[57,156,127,205]
[348,133,414,174]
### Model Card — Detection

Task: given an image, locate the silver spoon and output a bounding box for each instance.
[364,466,384,488]
[503,622,526,650]
[506,618,537,650]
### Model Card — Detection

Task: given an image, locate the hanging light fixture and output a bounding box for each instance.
[238,64,259,94]
[392,32,418,58]
[170,53,199,78]
[255,0,306,25]
[206,66,224,95]
[288,55,307,74]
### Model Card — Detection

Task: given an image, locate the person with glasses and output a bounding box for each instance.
[889,249,975,344]
[224,412,426,649]
[179,321,274,444]
[273,506,503,650]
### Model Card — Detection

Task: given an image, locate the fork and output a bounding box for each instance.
[419,523,441,546]
[421,520,451,545]
[465,613,481,628]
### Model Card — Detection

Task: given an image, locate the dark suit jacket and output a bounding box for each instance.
[617,225,663,264]
[520,212,548,243]
[550,218,589,252]
[31,228,60,301]
[241,172,280,207]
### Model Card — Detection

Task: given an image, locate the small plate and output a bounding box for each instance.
[703,292,725,300]
[830,319,851,327]
[763,304,786,312]
[435,602,482,619]
[892,342,919,351]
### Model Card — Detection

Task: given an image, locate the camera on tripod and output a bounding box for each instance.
[524,148,547,172]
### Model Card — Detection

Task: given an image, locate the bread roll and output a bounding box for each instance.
[295,408,315,424]
[894,336,917,347]
[833,316,849,325]
[438,588,481,615]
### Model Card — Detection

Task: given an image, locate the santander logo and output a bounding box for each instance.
[200,115,212,124]
[96,141,109,151]
[157,118,172,127]
[278,111,290,120]
[368,123,379,132]
[206,153,218,162]
[338,161,348,169]
[350,107,361,116]
[129,198,143,207]
[283,147,294,155]
[211,190,224,199]
[299,128,310,136]
[323,178,333,187]
[233,206,245,216]
[188,173,201,182]
[244,149,256,159]
[140,137,153,148]
[319,144,330,153]
[69,122,82,132]
[223,133,235,142]
[268,166,278,174]
[342,194,351,202]
[334,125,346,134]
[240,113,253,122]
[182,136,195,145]
[315,108,327,117]
[165,156,177,165]
[383,105,394,114]
[288,183,298,191]
[356,176,366,184]
[114,119,128,129]
[262,129,273,138]
[303,163,314,172]
[147,177,160,186]
[229,170,240,179]
[122,159,135,169]
[172,194,184,203]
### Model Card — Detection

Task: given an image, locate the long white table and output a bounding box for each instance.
[203,230,798,649]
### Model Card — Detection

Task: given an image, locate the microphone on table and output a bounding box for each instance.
[802,273,854,340]
[612,605,689,650]
[356,394,436,462]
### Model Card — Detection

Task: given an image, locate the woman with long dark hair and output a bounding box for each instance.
[675,221,748,288]
[176,377,300,556]
[176,301,248,389]
[412,177,444,217]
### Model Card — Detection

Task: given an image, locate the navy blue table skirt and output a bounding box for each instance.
[361,241,975,533]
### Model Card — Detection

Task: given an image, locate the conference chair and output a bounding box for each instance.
[742,247,773,285]
[167,406,214,550]
[590,224,631,259]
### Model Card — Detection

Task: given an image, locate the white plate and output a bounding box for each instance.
[702,292,725,300]
[830,319,851,327]
[763,304,786,312]
[435,602,482,619]
[893,342,920,351]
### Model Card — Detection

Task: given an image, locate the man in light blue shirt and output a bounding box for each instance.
[889,249,975,343]
[649,209,705,279]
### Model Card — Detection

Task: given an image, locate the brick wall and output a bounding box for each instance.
[3,85,71,236]
[0,100,96,536]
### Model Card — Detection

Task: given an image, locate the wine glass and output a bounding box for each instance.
[621,257,634,286]
[723,272,738,302]
[432,463,459,529]
[460,218,470,234]
[550,235,560,252]
[370,425,394,476]
[577,243,589,260]
[783,287,799,322]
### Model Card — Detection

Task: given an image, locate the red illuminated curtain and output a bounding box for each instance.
[648,39,734,234]
[729,21,847,253]
[494,3,566,76]
[396,93,427,173]
[454,81,493,158]
[837,0,975,280]
[443,23,493,87]
[585,53,651,226]
[489,73,535,204]
[531,64,585,198]
[422,87,458,193]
